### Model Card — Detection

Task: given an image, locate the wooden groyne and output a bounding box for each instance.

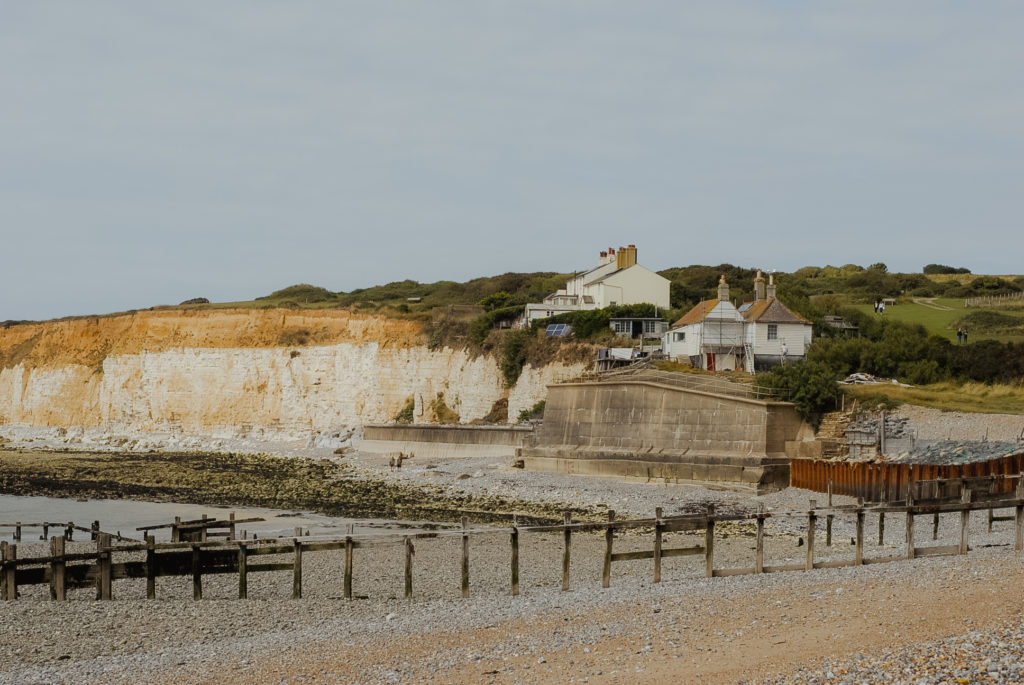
[3,478,1022,602]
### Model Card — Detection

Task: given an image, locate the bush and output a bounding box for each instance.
[756,361,841,428]
[923,264,971,275]
[394,396,415,423]
[517,400,546,423]
[259,284,336,303]
[499,330,531,387]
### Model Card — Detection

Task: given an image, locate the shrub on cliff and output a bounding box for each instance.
[394,396,415,424]
[756,361,841,429]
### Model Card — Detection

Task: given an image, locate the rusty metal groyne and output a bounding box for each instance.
[791,453,1024,501]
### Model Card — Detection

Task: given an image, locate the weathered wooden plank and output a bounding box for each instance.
[610,550,655,562]
[1,541,11,600]
[755,510,765,574]
[561,512,571,592]
[705,504,715,578]
[806,503,816,571]
[813,560,858,570]
[292,540,303,600]
[192,544,202,601]
[661,546,704,558]
[146,535,156,600]
[247,562,294,573]
[97,534,112,601]
[855,511,864,565]
[510,525,519,597]
[238,544,248,600]
[762,563,804,573]
[960,488,971,555]
[404,537,413,599]
[863,556,904,565]
[712,567,756,577]
[49,536,65,601]
[653,507,663,584]
[344,536,353,600]
[602,510,615,588]
[913,545,959,557]
[461,517,470,598]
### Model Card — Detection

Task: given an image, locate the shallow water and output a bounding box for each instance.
[0,494,457,542]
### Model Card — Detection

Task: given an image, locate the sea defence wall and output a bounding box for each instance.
[521,379,808,492]
[358,424,534,458]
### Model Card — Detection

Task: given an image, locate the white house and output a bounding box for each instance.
[739,272,813,371]
[662,271,813,372]
[523,245,671,325]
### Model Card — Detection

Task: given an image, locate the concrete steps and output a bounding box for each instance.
[817,410,854,460]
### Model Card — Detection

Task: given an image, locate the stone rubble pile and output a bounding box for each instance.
[845,414,911,439]
[894,439,1024,465]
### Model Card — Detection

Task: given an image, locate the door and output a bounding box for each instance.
[706,353,716,371]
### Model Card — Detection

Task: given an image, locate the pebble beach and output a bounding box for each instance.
[1,421,1023,683]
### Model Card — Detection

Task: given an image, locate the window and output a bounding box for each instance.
[612,321,631,334]
[674,331,686,342]
[643,320,658,334]
[767,324,778,340]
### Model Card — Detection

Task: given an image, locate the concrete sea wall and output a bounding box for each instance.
[522,380,808,492]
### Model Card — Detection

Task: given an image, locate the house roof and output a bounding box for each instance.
[741,298,811,324]
[673,300,723,326]
[585,267,624,285]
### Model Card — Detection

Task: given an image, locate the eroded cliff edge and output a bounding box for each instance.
[0,309,587,434]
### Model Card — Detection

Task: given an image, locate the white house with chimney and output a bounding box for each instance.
[523,245,671,325]
[662,271,813,372]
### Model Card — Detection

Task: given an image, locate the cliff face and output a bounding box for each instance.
[0,309,587,433]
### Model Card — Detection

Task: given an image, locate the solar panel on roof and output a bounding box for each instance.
[545,324,572,337]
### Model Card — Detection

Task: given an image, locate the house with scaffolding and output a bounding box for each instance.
[662,271,812,372]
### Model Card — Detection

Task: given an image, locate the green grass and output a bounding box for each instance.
[845,381,1024,415]
[850,298,1024,343]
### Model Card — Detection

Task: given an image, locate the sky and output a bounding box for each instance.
[3,2,1023,320]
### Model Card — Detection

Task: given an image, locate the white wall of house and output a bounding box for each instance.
[746,321,813,357]
[593,265,670,309]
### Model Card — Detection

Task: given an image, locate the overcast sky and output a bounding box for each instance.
[3,2,1023,320]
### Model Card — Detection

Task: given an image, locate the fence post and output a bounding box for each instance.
[602,510,615,588]
[293,539,303,600]
[228,513,236,541]
[510,520,519,597]
[959,488,971,555]
[826,480,833,547]
[189,543,202,600]
[704,504,715,578]
[755,503,765,574]
[933,510,940,541]
[1,542,15,600]
[878,511,885,546]
[146,535,156,599]
[806,500,816,571]
[344,534,354,600]
[98,534,112,600]
[855,501,865,565]
[14,522,20,542]
[1015,475,1024,552]
[648,507,662,584]
[905,490,915,560]
[50,536,66,601]
[238,543,248,599]
[404,536,413,599]
[461,516,470,598]
[91,521,99,541]
[562,512,572,592]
